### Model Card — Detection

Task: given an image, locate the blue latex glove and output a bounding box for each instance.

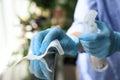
[29,27,79,80]
[79,21,120,58]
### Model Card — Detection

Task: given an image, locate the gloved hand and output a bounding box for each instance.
[29,26,79,79]
[79,21,120,58]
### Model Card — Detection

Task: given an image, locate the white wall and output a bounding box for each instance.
[0,0,26,74]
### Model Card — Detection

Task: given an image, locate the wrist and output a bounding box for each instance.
[67,32,84,53]
[78,41,84,53]
[69,35,84,54]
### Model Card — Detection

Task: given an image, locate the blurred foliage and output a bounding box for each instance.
[18,0,77,31]
[29,0,55,9]
[58,0,77,17]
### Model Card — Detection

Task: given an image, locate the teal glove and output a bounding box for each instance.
[30,27,79,80]
[79,21,120,58]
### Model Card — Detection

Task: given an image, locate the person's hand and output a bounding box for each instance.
[79,21,120,58]
[29,26,79,79]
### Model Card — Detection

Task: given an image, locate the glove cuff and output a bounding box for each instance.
[110,31,120,56]
[113,32,120,52]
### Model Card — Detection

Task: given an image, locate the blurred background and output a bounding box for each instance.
[0,0,78,80]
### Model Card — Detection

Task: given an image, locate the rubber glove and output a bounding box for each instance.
[30,26,79,79]
[79,21,120,58]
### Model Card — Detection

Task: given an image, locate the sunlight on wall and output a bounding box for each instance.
[0,0,9,74]
[0,0,29,74]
